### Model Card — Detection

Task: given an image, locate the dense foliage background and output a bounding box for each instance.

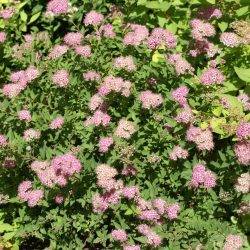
[0,0,249,249]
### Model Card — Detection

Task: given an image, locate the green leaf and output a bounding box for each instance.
[234,67,250,82]
[218,22,228,32]
[0,223,13,233]
[20,11,28,22]
[206,0,215,4]
[221,82,238,93]
[236,6,249,16]
[145,1,171,11]
[29,12,41,24]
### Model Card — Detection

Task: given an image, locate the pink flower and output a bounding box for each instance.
[54,194,64,204]
[190,19,216,41]
[18,181,33,201]
[111,229,128,242]
[139,90,163,109]
[98,137,113,153]
[122,186,139,199]
[122,165,137,176]
[200,67,225,85]
[190,164,216,189]
[75,45,91,57]
[84,11,104,26]
[89,94,104,111]
[23,129,41,142]
[123,245,141,250]
[50,116,64,129]
[175,108,194,124]
[25,66,39,82]
[197,7,222,20]
[92,193,109,213]
[27,189,44,207]
[63,32,83,47]
[238,93,250,111]
[147,28,177,49]
[99,24,116,38]
[83,71,101,82]
[47,0,69,15]
[52,69,69,87]
[48,45,68,59]
[220,32,240,47]
[153,198,166,215]
[0,8,14,19]
[234,141,250,165]
[18,109,32,122]
[147,232,162,247]
[114,56,136,72]
[168,54,194,75]
[236,122,250,140]
[166,203,180,220]
[123,24,149,46]
[115,119,136,139]
[223,234,243,250]
[169,146,189,161]
[84,110,111,127]
[0,32,6,43]
[2,83,22,98]
[0,134,8,147]
[171,86,189,107]
[139,209,160,222]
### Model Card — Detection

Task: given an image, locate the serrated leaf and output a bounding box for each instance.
[29,12,41,24]
[236,6,249,16]
[152,50,165,63]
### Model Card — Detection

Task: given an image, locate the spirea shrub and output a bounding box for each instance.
[0,0,249,249]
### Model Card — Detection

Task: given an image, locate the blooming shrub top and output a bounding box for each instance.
[0,0,249,249]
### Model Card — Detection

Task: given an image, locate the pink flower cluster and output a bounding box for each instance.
[139,90,163,109]
[122,186,139,200]
[84,110,111,127]
[168,54,194,75]
[123,24,149,46]
[83,70,101,82]
[223,234,243,250]
[31,154,82,188]
[0,31,6,43]
[199,67,225,85]
[84,11,104,26]
[123,245,140,250]
[50,116,64,129]
[175,108,194,124]
[23,129,41,142]
[54,194,64,204]
[64,32,83,47]
[169,146,189,161]
[18,109,32,122]
[98,76,132,97]
[147,28,177,49]
[88,94,104,111]
[186,126,214,151]
[189,39,219,58]
[235,173,250,194]
[0,8,14,19]
[238,93,250,111]
[18,181,44,207]
[98,137,113,153]
[171,86,189,107]
[137,224,162,247]
[236,122,250,140]
[47,0,69,15]
[197,7,222,20]
[52,69,69,87]
[0,134,8,147]
[234,141,250,165]
[220,32,240,48]
[190,164,216,189]
[111,229,128,242]
[48,45,68,59]
[93,164,123,213]
[114,119,136,139]
[3,66,39,98]
[99,24,116,38]
[190,19,216,41]
[75,45,91,57]
[114,56,136,72]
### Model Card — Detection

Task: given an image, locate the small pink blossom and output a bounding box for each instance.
[139,90,163,109]
[83,71,101,82]
[52,69,69,87]
[98,137,113,153]
[166,203,180,220]
[200,67,225,85]
[111,229,128,242]
[115,119,136,139]
[18,110,32,122]
[84,11,104,26]
[50,117,64,129]
[23,129,41,142]
[220,32,240,47]
[75,45,91,57]
[0,32,6,43]
[169,146,189,161]
[63,32,83,47]
[47,0,69,15]
[0,134,8,147]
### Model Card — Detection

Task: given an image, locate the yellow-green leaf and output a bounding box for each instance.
[29,12,41,24]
